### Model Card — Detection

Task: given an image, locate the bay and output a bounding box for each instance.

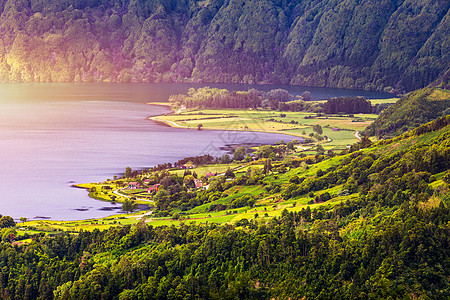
[0,83,391,220]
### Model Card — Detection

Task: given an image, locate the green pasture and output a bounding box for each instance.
[170,163,242,177]
[368,98,399,105]
[153,108,380,150]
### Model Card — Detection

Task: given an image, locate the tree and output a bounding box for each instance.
[233,146,246,161]
[287,141,295,150]
[313,124,323,135]
[264,159,273,174]
[19,217,27,223]
[267,89,290,102]
[197,123,203,130]
[302,91,311,101]
[184,175,195,188]
[1,228,16,242]
[0,216,15,228]
[316,144,325,155]
[220,154,232,164]
[259,145,275,158]
[267,89,291,109]
[122,199,138,214]
[124,167,132,178]
[225,168,235,178]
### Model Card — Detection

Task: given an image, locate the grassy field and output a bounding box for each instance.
[368,98,400,105]
[428,88,450,101]
[170,163,242,177]
[311,98,399,105]
[18,213,146,233]
[152,108,378,151]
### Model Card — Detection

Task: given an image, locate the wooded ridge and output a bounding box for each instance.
[0,0,448,92]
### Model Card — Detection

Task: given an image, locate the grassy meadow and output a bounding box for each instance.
[151,106,385,150]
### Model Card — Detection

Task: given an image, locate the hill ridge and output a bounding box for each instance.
[0,0,448,92]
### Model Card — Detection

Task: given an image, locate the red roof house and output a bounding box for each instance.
[194,179,203,188]
[205,172,217,179]
[147,184,161,193]
[128,182,140,189]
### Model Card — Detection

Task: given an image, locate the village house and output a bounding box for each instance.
[184,162,195,169]
[143,179,151,185]
[128,182,140,189]
[194,179,203,189]
[147,184,161,193]
[205,172,217,179]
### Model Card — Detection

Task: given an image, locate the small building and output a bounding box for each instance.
[143,179,151,185]
[147,184,161,193]
[205,172,217,179]
[194,179,203,188]
[184,162,195,169]
[128,182,140,189]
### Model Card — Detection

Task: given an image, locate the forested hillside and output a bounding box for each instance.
[1,116,450,299]
[366,87,450,137]
[0,0,448,92]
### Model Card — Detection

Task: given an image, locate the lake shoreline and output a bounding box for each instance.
[2,83,383,221]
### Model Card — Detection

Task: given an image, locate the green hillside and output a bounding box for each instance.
[366,87,450,137]
[2,115,450,299]
[0,0,448,92]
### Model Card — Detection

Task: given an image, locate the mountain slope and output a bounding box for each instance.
[366,87,450,137]
[0,0,448,92]
[2,115,450,299]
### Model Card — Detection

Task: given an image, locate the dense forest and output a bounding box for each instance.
[170,86,376,113]
[1,115,450,299]
[0,0,448,92]
[169,87,294,110]
[322,97,372,114]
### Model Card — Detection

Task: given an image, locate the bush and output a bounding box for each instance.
[289,175,300,184]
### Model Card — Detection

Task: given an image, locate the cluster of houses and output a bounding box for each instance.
[179,162,195,169]
[126,172,218,194]
[127,181,161,193]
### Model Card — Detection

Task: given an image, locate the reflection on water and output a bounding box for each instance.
[0,83,389,220]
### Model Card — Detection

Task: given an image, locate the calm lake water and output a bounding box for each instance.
[0,83,391,220]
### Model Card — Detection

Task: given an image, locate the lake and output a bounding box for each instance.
[0,83,391,220]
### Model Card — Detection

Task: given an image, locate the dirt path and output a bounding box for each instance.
[176,105,186,114]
